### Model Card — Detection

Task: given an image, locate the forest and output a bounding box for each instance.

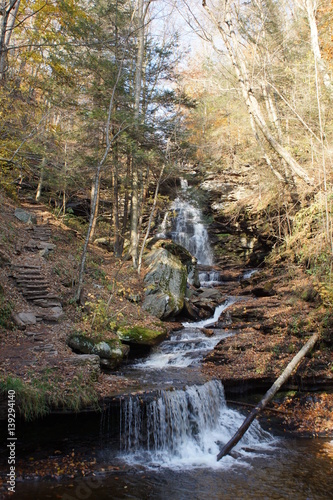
[0,0,333,498]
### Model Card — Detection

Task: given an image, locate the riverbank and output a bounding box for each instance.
[1,193,332,429]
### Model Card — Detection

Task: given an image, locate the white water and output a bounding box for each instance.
[157,178,213,265]
[243,269,259,279]
[199,270,223,287]
[170,198,213,265]
[118,182,275,470]
[120,380,274,469]
[135,299,236,369]
[182,297,237,329]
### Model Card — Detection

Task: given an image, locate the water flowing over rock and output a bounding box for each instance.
[158,179,214,266]
[119,379,273,467]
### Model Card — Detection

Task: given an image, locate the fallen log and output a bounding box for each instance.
[217,331,319,461]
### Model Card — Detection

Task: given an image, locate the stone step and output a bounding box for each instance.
[33,344,55,352]
[15,274,45,280]
[22,291,49,297]
[31,294,60,301]
[12,265,41,270]
[16,280,49,285]
[25,292,59,300]
[14,268,43,273]
[21,285,49,295]
[34,299,62,308]
[33,299,62,308]
[19,283,49,289]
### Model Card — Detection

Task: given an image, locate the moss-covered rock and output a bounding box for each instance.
[67,333,129,369]
[117,325,167,347]
[143,240,190,319]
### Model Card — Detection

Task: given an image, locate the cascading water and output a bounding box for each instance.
[120,380,274,468]
[115,179,276,470]
[159,178,214,265]
[137,298,236,369]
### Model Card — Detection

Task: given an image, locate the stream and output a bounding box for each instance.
[14,180,333,499]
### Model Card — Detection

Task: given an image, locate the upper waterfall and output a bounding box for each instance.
[159,179,214,266]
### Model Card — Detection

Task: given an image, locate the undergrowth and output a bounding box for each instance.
[0,369,99,421]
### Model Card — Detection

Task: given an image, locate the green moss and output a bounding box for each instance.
[117,325,167,345]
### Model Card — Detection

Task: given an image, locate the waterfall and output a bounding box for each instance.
[119,380,274,468]
[159,179,214,265]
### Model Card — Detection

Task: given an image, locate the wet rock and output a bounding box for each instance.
[183,298,201,320]
[198,288,222,301]
[191,297,215,314]
[14,208,37,225]
[201,328,214,337]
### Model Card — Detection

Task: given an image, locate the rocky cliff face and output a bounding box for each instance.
[197,167,276,267]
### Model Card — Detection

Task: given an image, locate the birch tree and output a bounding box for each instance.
[0,0,20,81]
[201,0,313,185]
[296,0,333,98]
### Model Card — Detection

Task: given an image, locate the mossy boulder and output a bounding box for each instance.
[117,325,167,347]
[143,240,191,319]
[67,333,129,369]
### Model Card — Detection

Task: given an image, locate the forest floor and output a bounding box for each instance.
[201,264,333,437]
[0,193,333,487]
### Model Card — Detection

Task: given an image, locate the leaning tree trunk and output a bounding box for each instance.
[203,2,313,186]
[217,331,319,461]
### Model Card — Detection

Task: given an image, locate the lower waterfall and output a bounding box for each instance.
[119,380,274,469]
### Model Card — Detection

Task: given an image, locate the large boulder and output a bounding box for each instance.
[117,325,167,348]
[67,333,129,369]
[142,240,197,319]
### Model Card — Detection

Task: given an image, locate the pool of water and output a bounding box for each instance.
[13,438,333,499]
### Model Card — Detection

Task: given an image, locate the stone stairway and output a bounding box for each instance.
[9,219,64,356]
[11,263,62,310]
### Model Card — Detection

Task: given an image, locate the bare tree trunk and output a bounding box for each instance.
[129,0,145,268]
[0,0,20,81]
[138,165,165,273]
[203,2,313,185]
[129,0,154,268]
[120,153,131,255]
[298,0,333,98]
[35,160,45,202]
[217,331,319,461]
[113,160,121,257]
[89,171,101,242]
[130,161,139,268]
